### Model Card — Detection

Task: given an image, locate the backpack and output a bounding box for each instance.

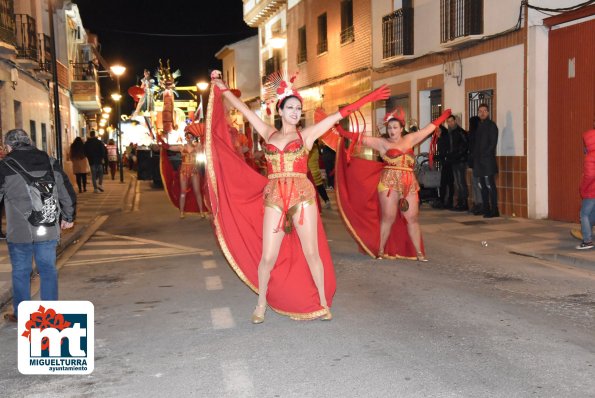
[3,157,60,227]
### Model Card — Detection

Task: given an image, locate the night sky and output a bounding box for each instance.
[73,0,257,113]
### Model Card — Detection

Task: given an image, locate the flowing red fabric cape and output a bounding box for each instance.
[159,148,208,213]
[204,87,336,319]
[335,137,422,259]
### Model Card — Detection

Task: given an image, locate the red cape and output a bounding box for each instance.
[204,87,336,319]
[159,147,209,213]
[335,137,421,259]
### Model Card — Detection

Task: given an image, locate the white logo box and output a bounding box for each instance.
[18,301,94,375]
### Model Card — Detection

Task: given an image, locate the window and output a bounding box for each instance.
[468,90,493,118]
[317,13,328,54]
[340,0,354,44]
[29,120,36,147]
[382,1,414,59]
[263,49,282,83]
[297,26,307,63]
[440,0,483,43]
[41,122,47,152]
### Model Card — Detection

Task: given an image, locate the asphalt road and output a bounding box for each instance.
[0,182,593,398]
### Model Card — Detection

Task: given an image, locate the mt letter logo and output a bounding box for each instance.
[18,301,94,375]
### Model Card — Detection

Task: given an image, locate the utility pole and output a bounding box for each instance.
[48,0,62,165]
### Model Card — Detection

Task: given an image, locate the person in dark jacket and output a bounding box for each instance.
[84,130,107,193]
[435,124,454,209]
[577,128,595,250]
[467,116,483,215]
[0,129,76,322]
[446,115,469,211]
[472,103,499,218]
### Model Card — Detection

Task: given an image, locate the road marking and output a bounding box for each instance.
[85,240,148,246]
[210,307,235,330]
[64,252,203,267]
[205,276,223,290]
[202,260,217,269]
[133,179,141,211]
[221,360,255,397]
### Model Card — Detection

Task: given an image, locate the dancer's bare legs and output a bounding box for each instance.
[179,173,189,218]
[190,173,205,215]
[401,191,425,260]
[293,204,328,308]
[253,207,286,318]
[378,191,399,256]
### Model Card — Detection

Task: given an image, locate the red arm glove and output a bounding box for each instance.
[431,109,452,127]
[339,85,391,118]
[334,124,360,141]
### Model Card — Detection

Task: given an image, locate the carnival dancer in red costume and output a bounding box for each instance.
[335,107,451,261]
[160,125,208,218]
[207,70,390,323]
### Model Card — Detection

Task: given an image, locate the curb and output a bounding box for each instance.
[510,250,595,272]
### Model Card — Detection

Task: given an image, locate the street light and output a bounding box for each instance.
[103,106,112,113]
[196,81,209,120]
[110,64,126,183]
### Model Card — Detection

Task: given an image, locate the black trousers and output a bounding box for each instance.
[478,174,498,213]
[452,162,468,205]
[316,185,329,202]
[75,173,87,192]
[439,163,454,207]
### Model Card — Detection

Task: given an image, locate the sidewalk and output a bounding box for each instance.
[418,205,595,270]
[0,174,135,311]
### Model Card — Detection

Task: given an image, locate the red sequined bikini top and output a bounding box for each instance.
[382,148,415,169]
[264,131,308,176]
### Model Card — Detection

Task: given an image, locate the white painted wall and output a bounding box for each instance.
[232,36,260,100]
[0,64,51,151]
[375,45,525,157]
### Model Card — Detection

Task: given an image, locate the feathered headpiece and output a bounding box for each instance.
[157,59,181,89]
[383,106,406,125]
[263,71,302,115]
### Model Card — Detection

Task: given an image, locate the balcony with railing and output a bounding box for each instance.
[70,61,101,111]
[440,0,483,47]
[382,7,414,62]
[15,13,38,68]
[0,0,16,55]
[243,0,286,28]
[36,33,52,78]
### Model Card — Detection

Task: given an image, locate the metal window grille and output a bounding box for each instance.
[468,90,493,118]
[430,89,443,121]
[440,0,483,43]
[0,0,15,45]
[340,0,354,44]
[382,6,414,59]
[297,26,307,63]
[37,33,52,72]
[317,13,328,54]
[15,14,38,61]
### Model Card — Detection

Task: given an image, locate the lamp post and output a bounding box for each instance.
[110,65,126,183]
[196,81,209,121]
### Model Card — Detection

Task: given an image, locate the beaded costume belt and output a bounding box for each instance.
[267,172,307,179]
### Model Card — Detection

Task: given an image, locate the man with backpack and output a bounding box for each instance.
[0,129,76,322]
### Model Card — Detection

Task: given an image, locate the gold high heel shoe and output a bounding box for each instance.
[320,306,333,321]
[179,212,185,219]
[416,251,428,262]
[376,251,384,260]
[251,304,266,324]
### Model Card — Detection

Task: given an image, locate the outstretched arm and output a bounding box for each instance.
[211,79,275,140]
[334,123,387,153]
[301,85,391,149]
[403,109,452,147]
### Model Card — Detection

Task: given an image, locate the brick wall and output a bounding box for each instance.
[287,0,372,89]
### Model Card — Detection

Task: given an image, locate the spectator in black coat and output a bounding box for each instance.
[467,116,483,214]
[446,115,469,211]
[84,130,106,193]
[472,104,499,218]
[434,124,454,209]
